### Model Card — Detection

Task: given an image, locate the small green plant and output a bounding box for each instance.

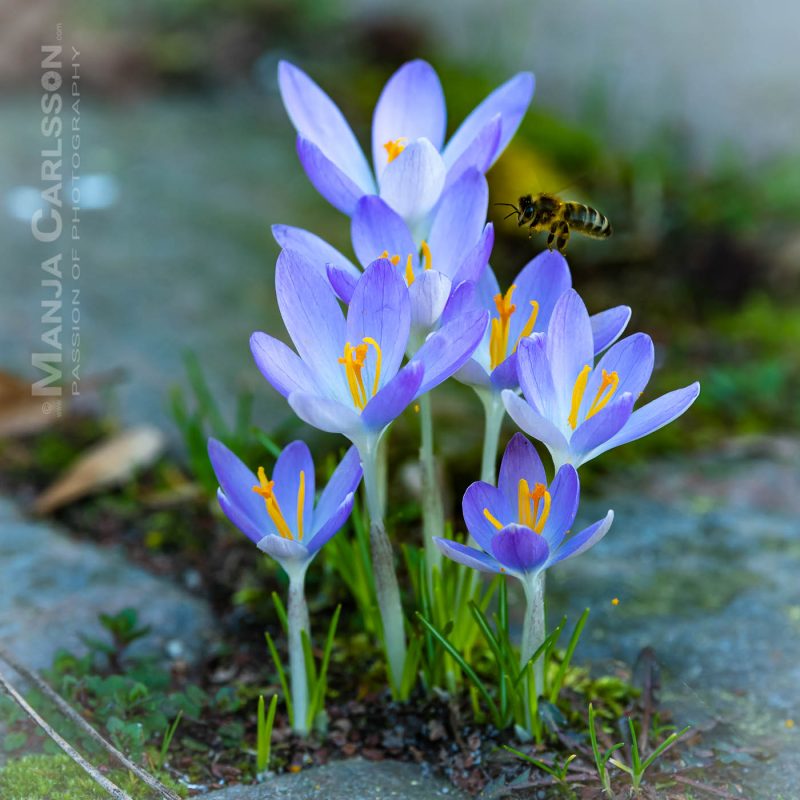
[588,702,624,797]
[256,694,278,774]
[80,608,151,671]
[502,744,577,795]
[609,715,690,793]
[154,710,183,771]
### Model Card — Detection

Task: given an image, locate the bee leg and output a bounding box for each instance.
[546,221,560,250]
[556,221,570,253]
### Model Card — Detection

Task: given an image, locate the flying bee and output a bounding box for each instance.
[497,193,612,253]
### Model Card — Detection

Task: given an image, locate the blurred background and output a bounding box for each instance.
[2,0,800,474]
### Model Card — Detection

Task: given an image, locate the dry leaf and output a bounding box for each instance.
[0,370,66,437]
[33,426,165,514]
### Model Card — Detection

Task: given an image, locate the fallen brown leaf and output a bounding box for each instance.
[32,426,165,514]
[0,370,66,437]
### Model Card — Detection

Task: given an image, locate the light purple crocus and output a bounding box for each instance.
[208,438,361,569]
[273,168,494,338]
[208,437,361,735]
[272,168,494,341]
[278,59,534,225]
[250,251,488,456]
[503,289,701,470]
[434,433,613,581]
[435,433,613,686]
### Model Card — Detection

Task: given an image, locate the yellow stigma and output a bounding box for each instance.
[517,479,551,534]
[296,470,305,542]
[383,137,408,163]
[252,466,296,540]
[379,249,401,267]
[338,337,383,411]
[420,240,432,271]
[489,285,517,370]
[483,508,504,530]
[405,254,415,285]
[514,300,540,350]
[568,366,620,429]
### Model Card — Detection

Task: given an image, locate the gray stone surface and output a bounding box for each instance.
[0,497,216,671]
[544,438,800,800]
[204,758,469,800]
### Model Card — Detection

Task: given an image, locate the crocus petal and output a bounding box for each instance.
[361,362,424,430]
[454,358,492,388]
[570,392,635,461]
[218,488,267,545]
[581,333,653,419]
[491,524,550,574]
[489,352,519,391]
[347,258,411,391]
[515,335,557,418]
[550,510,614,565]
[409,270,452,331]
[288,391,363,440]
[452,223,494,286]
[278,61,374,193]
[443,114,502,191]
[313,446,362,533]
[250,332,318,399]
[585,383,701,462]
[476,263,502,309]
[541,465,579,551]
[546,289,594,423]
[434,537,502,574]
[443,72,535,170]
[502,389,570,456]
[591,305,631,354]
[497,433,546,509]
[411,310,488,396]
[208,438,265,531]
[272,224,361,280]
[306,492,355,555]
[271,440,315,538]
[372,60,446,175]
[276,249,346,398]
[351,196,416,269]
[296,137,366,216]
[378,138,446,223]
[327,265,358,303]
[427,169,489,279]
[462,480,513,551]
[510,250,572,342]
[258,534,310,565]
[440,279,481,327]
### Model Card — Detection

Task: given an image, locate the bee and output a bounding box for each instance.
[498,193,612,253]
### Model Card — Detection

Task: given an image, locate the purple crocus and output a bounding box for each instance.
[208,438,361,735]
[208,438,361,569]
[434,433,613,581]
[503,289,700,470]
[250,251,488,455]
[273,168,494,337]
[435,433,613,687]
[278,59,534,224]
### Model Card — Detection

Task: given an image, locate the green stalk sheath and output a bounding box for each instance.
[418,392,443,576]
[521,571,546,696]
[287,567,310,735]
[478,390,505,485]
[362,439,407,692]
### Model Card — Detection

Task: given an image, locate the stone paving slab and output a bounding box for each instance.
[203,758,470,800]
[0,497,216,671]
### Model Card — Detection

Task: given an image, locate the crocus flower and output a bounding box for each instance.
[503,289,700,470]
[250,250,488,455]
[208,438,361,735]
[443,251,631,393]
[434,432,613,685]
[273,168,493,338]
[278,59,534,225]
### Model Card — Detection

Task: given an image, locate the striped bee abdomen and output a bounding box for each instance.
[564,202,612,238]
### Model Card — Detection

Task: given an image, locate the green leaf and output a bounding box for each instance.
[264,631,293,724]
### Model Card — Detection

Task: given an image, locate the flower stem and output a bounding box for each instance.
[521,571,546,696]
[287,567,310,735]
[418,392,443,578]
[361,438,407,694]
[478,389,505,485]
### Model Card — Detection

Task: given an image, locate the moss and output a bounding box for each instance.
[0,753,186,800]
